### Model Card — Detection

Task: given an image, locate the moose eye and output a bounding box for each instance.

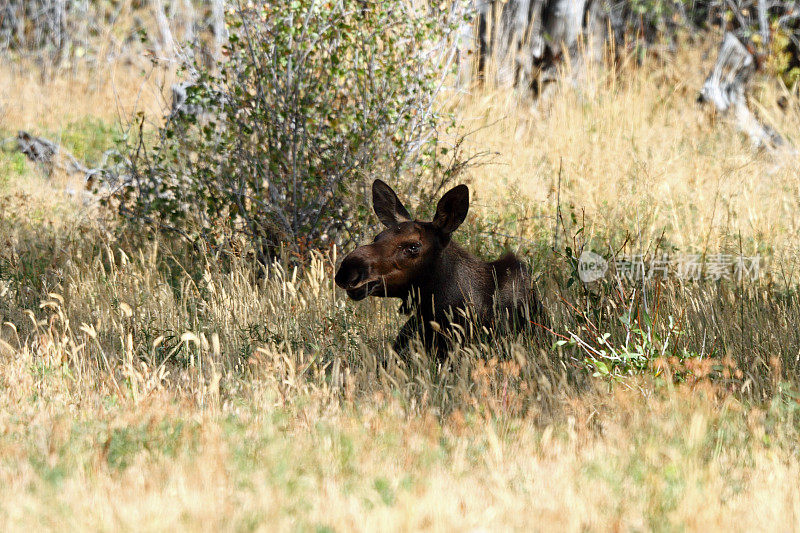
[403,242,422,256]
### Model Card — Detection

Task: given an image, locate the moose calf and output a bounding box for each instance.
[335,180,546,360]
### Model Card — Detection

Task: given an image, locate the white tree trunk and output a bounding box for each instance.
[212,0,226,62]
[152,0,175,58]
[182,0,195,45]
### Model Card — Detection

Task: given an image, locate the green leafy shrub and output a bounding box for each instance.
[117,0,463,261]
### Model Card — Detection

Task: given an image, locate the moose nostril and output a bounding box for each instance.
[345,269,362,287]
[335,258,366,289]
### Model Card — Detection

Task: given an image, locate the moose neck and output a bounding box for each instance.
[404,241,487,319]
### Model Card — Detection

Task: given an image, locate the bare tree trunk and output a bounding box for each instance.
[183,0,195,45]
[529,0,592,96]
[464,0,586,90]
[454,1,476,89]
[757,0,770,47]
[583,0,608,64]
[54,0,67,66]
[494,0,531,86]
[15,2,25,46]
[527,0,545,61]
[212,0,226,62]
[541,0,587,62]
[153,0,175,58]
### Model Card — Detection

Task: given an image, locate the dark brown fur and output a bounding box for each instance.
[335,180,546,360]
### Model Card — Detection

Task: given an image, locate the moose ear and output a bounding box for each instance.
[432,184,469,235]
[372,179,412,227]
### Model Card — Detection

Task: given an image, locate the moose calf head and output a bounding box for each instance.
[334,179,469,301]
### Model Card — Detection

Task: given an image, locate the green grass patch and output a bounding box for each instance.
[0,150,30,191]
[51,117,121,165]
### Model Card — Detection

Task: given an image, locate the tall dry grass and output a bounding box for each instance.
[458,40,800,263]
[0,232,798,530]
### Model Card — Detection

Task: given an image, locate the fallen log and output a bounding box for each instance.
[698,32,783,149]
[17,130,58,164]
[15,130,123,187]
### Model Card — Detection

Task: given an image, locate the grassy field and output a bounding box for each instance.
[2,41,800,531]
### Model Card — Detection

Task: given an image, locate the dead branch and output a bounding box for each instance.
[698,33,784,149]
